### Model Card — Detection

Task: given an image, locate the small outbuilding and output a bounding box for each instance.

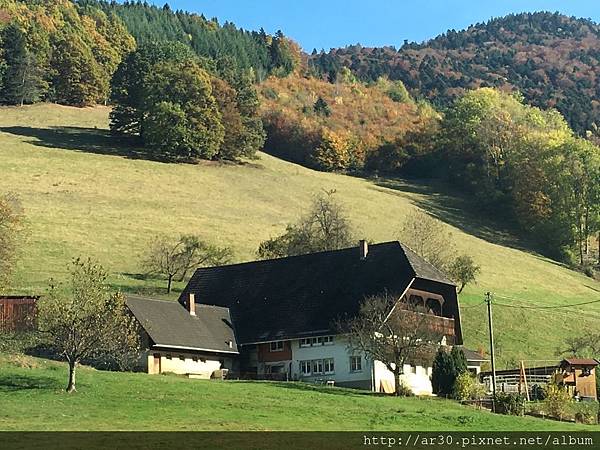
[559,358,599,400]
[126,295,239,378]
[0,296,38,332]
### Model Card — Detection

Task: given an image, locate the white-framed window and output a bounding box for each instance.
[350,355,362,372]
[312,359,323,374]
[270,341,284,352]
[300,360,311,375]
[324,358,335,374]
[299,338,312,348]
[409,365,417,374]
[323,336,334,345]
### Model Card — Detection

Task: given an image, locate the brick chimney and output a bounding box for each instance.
[359,240,368,260]
[187,293,196,316]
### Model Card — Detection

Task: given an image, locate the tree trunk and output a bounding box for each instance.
[394,369,402,396]
[167,274,173,294]
[66,360,77,393]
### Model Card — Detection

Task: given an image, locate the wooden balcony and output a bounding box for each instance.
[396,309,456,342]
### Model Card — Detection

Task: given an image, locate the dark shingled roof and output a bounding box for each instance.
[180,241,462,345]
[459,347,490,362]
[399,244,454,285]
[561,358,599,367]
[126,295,238,354]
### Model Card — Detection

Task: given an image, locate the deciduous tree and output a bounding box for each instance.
[143,235,232,293]
[0,193,24,291]
[39,258,140,392]
[337,293,442,396]
[448,255,481,293]
[258,190,354,259]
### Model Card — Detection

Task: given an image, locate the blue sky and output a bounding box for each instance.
[142,1,600,50]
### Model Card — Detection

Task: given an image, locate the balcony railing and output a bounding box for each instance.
[396,309,456,339]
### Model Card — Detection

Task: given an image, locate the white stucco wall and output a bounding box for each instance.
[146,351,232,378]
[373,360,434,395]
[289,337,373,388]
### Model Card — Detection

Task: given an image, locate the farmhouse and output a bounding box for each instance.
[127,241,464,395]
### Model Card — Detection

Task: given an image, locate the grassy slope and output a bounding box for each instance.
[0,104,599,367]
[0,354,592,431]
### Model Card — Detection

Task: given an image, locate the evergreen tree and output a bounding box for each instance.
[0,24,47,106]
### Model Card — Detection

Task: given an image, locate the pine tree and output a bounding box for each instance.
[1,24,47,106]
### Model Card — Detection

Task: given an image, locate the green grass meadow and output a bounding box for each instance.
[0,103,599,367]
[0,354,593,431]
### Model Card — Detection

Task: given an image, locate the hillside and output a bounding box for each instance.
[0,353,593,431]
[258,73,437,171]
[312,12,600,138]
[1,104,599,366]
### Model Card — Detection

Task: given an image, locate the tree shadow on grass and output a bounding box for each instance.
[0,125,169,163]
[371,177,541,254]
[0,373,62,392]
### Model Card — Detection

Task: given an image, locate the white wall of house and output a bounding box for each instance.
[373,360,434,395]
[257,335,436,395]
[288,336,373,389]
[145,350,234,378]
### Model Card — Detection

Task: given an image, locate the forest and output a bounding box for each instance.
[0,1,598,267]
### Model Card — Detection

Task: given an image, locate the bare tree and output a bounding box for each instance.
[400,210,480,292]
[336,293,443,396]
[39,258,140,392]
[258,190,354,259]
[558,332,600,358]
[399,210,456,270]
[0,193,24,291]
[143,234,232,293]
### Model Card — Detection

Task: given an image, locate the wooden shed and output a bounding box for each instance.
[0,296,39,332]
[559,358,599,400]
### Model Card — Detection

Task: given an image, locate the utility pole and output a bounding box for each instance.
[485,292,497,413]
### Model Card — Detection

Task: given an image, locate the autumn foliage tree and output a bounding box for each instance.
[0,193,24,291]
[142,60,224,160]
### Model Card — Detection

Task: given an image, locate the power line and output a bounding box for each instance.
[493,296,600,310]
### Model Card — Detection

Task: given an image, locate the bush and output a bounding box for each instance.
[544,382,572,420]
[453,371,486,401]
[494,392,526,416]
[396,380,415,397]
[530,384,547,401]
[572,402,599,425]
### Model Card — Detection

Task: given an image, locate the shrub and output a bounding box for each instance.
[572,402,599,425]
[453,371,486,401]
[396,380,414,397]
[530,384,547,401]
[544,382,572,420]
[494,392,526,416]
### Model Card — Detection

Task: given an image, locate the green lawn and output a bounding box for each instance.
[0,354,592,431]
[0,104,599,367]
